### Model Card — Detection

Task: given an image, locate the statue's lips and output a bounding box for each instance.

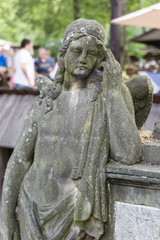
[72,67,90,76]
[77,66,87,70]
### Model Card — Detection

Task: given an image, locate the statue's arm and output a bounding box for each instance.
[101,50,142,165]
[1,100,39,240]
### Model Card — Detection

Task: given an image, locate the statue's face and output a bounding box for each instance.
[64,36,98,79]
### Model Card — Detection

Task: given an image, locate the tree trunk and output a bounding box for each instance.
[120,0,128,67]
[73,0,81,20]
[110,0,123,62]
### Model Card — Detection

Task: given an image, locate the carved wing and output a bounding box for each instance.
[35,74,53,92]
[36,74,59,98]
[124,75,153,129]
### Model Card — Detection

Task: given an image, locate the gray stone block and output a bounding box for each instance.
[105,162,160,240]
[114,202,160,240]
[142,140,160,165]
[153,130,160,140]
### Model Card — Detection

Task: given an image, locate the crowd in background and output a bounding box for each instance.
[1,38,160,92]
[0,38,58,88]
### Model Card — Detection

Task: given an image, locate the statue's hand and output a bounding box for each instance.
[2,217,20,240]
[99,49,122,97]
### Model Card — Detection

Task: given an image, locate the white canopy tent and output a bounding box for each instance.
[111,3,160,29]
[0,39,11,45]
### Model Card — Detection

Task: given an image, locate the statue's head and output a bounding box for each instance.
[55,18,106,88]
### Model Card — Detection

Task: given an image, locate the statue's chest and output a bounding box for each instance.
[38,90,92,141]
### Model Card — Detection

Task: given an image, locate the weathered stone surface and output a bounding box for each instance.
[114,202,160,240]
[125,75,153,129]
[107,161,160,180]
[142,140,160,165]
[105,162,160,240]
[153,120,160,140]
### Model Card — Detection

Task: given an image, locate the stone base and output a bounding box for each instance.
[105,161,160,240]
[114,202,160,240]
[143,140,160,165]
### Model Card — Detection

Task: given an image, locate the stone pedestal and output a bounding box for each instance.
[106,161,160,240]
[142,140,160,165]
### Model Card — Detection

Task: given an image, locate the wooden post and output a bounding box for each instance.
[110,0,123,62]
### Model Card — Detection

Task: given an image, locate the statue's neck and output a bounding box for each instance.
[63,72,88,90]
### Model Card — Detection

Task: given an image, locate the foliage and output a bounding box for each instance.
[0,0,160,59]
[0,0,111,58]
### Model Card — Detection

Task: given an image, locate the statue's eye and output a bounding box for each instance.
[88,51,96,56]
[72,49,81,54]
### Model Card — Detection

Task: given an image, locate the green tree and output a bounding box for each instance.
[0,0,160,61]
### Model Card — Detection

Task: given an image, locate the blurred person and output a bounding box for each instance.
[0,49,7,77]
[13,39,35,88]
[46,49,55,67]
[49,62,58,80]
[35,48,55,79]
[46,50,56,79]
[0,49,9,87]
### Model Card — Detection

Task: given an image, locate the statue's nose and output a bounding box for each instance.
[79,52,87,64]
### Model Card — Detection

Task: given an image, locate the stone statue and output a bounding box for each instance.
[1,18,152,240]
